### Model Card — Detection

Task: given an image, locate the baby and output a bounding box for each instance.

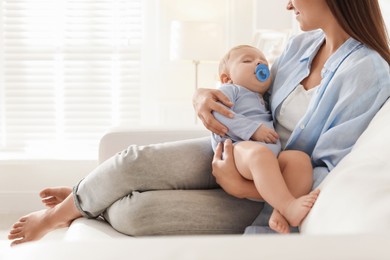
[211,45,319,233]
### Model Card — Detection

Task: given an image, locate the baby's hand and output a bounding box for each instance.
[251,125,279,143]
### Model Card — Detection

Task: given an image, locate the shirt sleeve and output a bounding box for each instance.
[213,84,262,141]
[213,110,262,141]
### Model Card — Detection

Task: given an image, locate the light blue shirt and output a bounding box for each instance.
[269,30,390,188]
[211,83,281,156]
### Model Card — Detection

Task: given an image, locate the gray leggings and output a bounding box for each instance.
[73,137,263,236]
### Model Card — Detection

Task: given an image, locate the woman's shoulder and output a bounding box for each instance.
[334,42,390,96]
[337,40,389,80]
[352,44,389,71]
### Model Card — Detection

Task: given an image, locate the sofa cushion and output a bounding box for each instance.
[4,234,390,259]
[301,100,390,234]
[64,217,132,241]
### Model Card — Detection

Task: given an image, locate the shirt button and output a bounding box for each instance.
[300,124,305,129]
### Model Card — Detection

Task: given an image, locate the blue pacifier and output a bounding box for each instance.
[255,64,270,82]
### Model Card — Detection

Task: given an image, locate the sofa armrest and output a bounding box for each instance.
[301,100,390,234]
[98,127,210,163]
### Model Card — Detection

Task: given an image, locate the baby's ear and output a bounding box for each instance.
[220,73,231,84]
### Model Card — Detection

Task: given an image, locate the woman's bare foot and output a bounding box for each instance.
[283,189,320,227]
[8,208,71,246]
[269,209,290,234]
[40,187,72,208]
[8,194,81,246]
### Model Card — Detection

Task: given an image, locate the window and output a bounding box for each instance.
[0,0,265,159]
[0,0,143,158]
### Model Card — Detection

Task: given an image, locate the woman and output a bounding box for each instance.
[8,0,390,245]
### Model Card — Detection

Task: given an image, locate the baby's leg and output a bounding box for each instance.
[269,210,290,233]
[233,141,279,200]
[234,142,319,229]
[234,140,285,182]
[269,150,316,233]
[278,150,313,196]
[234,142,288,232]
[233,143,255,181]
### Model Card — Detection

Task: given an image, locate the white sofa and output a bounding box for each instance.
[4,101,390,259]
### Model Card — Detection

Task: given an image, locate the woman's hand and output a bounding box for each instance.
[192,88,233,136]
[212,139,262,200]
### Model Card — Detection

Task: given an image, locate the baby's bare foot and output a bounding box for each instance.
[284,189,320,227]
[8,209,71,246]
[40,187,72,208]
[269,209,290,234]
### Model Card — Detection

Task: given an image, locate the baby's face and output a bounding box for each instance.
[227,47,271,94]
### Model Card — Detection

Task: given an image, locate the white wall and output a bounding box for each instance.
[379,0,390,30]
[0,160,97,214]
[143,0,229,126]
[254,0,292,30]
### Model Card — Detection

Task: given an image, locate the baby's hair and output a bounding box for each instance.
[218,45,259,76]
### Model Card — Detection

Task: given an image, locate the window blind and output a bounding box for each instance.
[0,0,143,158]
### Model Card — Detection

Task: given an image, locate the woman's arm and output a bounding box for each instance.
[212,139,262,200]
[192,88,234,136]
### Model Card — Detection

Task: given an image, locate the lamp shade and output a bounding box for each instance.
[170,21,225,62]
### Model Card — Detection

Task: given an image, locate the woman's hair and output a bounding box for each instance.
[326,0,390,65]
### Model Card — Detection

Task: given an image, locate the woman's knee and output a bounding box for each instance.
[104,192,165,236]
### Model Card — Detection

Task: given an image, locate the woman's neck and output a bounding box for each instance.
[300,24,350,90]
[321,22,350,55]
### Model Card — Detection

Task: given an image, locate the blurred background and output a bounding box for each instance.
[0,0,389,215]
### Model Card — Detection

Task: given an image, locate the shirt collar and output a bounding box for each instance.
[324,37,363,73]
[299,30,325,62]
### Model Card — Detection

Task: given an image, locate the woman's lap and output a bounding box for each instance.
[103,189,263,236]
[73,136,262,235]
